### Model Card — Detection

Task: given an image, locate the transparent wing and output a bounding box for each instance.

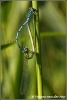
[1,17,26,45]
[6,23,28,44]
[19,54,29,95]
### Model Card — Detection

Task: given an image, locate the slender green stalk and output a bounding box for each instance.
[32,1,42,98]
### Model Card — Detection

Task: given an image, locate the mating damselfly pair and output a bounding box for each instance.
[6,7,38,95]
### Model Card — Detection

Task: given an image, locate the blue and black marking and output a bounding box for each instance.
[16,8,37,54]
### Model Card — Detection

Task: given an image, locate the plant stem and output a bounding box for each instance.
[32,1,42,98]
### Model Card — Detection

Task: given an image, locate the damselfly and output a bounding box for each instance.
[16,8,37,95]
[16,7,37,53]
[19,47,34,95]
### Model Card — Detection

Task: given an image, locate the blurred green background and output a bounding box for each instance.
[1,1,66,99]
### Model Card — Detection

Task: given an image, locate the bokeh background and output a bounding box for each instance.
[1,1,66,99]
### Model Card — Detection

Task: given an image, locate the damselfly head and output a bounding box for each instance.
[24,47,29,53]
[29,7,38,13]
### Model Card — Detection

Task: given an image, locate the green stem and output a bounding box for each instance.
[32,1,42,98]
